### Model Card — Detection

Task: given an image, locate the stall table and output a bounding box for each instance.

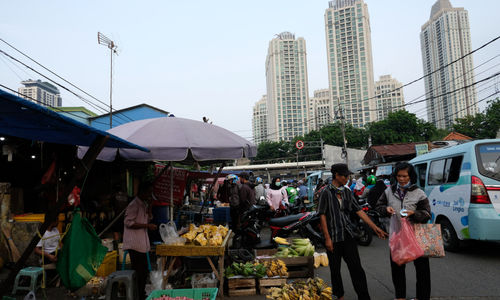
[156,230,232,298]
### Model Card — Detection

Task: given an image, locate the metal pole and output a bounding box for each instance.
[109,46,113,129]
[337,97,348,165]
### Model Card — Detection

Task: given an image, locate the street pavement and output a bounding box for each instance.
[4,236,500,299]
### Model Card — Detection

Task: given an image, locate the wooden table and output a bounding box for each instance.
[156,230,231,298]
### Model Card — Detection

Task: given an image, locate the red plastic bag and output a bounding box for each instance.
[389,214,424,265]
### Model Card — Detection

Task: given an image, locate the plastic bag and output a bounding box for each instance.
[389,214,424,266]
[24,291,36,300]
[159,221,178,243]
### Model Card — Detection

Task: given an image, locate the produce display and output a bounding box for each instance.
[259,259,288,278]
[181,224,229,246]
[275,238,315,257]
[266,278,333,300]
[225,261,267,278]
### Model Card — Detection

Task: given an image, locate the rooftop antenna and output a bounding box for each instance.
[97,32,118,129]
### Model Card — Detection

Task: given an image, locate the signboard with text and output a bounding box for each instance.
[153,165,189,206]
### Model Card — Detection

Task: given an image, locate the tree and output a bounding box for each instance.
[366,110,440,145]
[453,98,500,139]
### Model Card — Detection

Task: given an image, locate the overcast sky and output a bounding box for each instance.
[1,1,499,142]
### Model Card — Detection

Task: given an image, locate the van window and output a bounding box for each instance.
[428,156,463,185]
[476,143,500,180]
[415,163,427,187]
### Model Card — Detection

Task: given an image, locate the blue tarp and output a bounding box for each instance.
[0,90,149,151]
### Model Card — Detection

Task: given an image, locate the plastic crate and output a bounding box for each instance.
[146,288,218,300]
[213,207,231,224]
[96,250,117,277]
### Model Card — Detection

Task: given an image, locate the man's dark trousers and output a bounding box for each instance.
[129,249,149,300]
[326,236,371,300]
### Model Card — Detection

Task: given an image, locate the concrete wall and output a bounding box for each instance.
[324,145,366,170]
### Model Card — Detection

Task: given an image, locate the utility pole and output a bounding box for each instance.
[336,97,348,165]
[320,137,325,167]
[98,32,118,129]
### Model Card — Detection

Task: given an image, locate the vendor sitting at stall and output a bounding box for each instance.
[34,215,61,266]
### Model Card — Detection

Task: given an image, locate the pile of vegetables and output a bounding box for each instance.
[225,262,267,278]
[275,238,315,257]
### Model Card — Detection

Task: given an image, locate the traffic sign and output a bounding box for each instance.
[295,140,304,150]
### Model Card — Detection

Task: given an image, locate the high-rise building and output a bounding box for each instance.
[266,32,310,141]
[420,0,478,129]
[252,95,268,145]
[309,89,333,131]
[374,75,405,120]
[325,0,376,128]
[18,79,62,107]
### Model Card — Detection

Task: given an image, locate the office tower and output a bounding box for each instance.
[252,95,268,145]
[309,89,333,130]
[420,0,478,129]
[266,32,310,141]
[18,79,62,107]
[374,75,405,120]
[325,0,376,128]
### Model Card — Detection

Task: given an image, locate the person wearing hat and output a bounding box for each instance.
[318,163,388,300]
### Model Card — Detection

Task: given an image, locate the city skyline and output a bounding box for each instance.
[1,1,499,142]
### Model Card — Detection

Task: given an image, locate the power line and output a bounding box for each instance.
[0,38,136,124]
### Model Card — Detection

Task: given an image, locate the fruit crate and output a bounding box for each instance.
[227,277,257,296]
[146,288,218,300]
[258,277,287,295]
[254,249,314,278]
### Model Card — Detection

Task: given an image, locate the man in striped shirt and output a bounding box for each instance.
[123,180,157,300]
[318,163,387,300]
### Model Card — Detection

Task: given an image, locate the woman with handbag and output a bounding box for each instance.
[376,162,432,300]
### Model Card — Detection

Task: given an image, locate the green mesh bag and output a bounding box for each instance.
[56,211,108,290]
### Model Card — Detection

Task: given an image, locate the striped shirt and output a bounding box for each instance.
[123,197,152,253]
[317,185,361,243]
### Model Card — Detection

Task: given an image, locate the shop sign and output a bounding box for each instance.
[153,165,189,206]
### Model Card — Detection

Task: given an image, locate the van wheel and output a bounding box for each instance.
[439,219,459,252]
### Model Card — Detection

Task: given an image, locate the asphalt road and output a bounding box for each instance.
[229,237,500,300]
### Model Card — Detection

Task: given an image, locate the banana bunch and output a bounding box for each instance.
[259,259,288,278]
[266,278,333,300]
[290,238,315,256]
[273,237,290,245]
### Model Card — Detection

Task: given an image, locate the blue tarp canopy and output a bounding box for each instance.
[0,90,149,151]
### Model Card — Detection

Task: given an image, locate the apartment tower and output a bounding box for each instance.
[309,89,333,131]
[374,75,405,120]
[420,0,478,129]
[252,95,268,145]
[266,32,310,141]
[18,79,62,107]
[325,0,376,128]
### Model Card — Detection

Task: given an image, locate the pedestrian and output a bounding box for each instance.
[123,180,158,300]
[318,163,387,300]
[254,177,267,205]
[375,162,432,300]
[297,180,308,201]
[266,176,288,211]
[238,172,256,215]
[226,174,241,230]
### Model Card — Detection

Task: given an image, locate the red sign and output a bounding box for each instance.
[153,165,189,206]
[295,140,304,150]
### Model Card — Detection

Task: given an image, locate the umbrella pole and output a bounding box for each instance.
[199,162,225,214]
[170,162,174,222]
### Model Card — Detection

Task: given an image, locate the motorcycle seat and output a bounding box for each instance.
[269,214,304,227]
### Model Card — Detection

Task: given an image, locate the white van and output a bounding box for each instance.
[409,139,500,251]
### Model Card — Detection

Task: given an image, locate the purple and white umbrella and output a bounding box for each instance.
[78,116,256,162]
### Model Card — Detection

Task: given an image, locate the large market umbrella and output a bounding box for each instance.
[78,116,256,162]
[78,116,257,218]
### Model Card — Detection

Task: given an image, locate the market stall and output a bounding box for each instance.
[156,225,231,297]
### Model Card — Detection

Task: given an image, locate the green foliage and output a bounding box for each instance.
[366,110,440,145]
[453,98,500,139]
